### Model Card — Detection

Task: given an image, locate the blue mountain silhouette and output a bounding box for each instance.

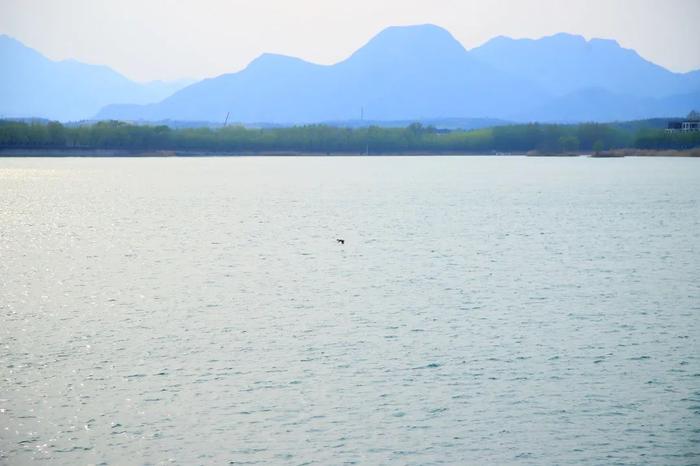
[2,25,698,123]
[0,35,191,121]
[98,25,699,123]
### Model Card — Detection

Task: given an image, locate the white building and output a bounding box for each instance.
[667,111,700,132]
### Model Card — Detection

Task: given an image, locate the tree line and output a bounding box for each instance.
[0,120,698,154]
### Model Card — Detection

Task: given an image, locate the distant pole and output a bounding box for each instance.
[223,112,230,127]
[361,106,364,122]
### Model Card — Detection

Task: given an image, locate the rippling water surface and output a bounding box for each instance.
[1,156,699,465]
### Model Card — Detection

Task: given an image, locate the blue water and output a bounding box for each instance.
[1,156,699,465]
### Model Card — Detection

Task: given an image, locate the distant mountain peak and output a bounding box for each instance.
[348,23,466,63]
[588,37,621,47]
[373,23,459,40]
[252,52,301,63]
[544,32,588,43]
[479,32,621,49]
[469,31,697,99]
[369,24,464,49]
[247,53,315,69]
[544,34,624,52]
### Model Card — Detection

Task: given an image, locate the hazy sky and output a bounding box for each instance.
[1,0,699,82]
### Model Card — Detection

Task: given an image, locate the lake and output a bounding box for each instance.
[1,156,699,465]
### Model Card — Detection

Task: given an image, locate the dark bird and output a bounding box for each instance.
[336,238,345,245]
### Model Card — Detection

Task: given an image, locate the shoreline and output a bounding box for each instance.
[0,149,526,157]
[0,148,698,158]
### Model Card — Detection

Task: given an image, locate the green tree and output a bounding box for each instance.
[593,140,605,154]
[558,135,580,153]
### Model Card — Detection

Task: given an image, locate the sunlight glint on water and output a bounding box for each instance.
[1,156,699,465]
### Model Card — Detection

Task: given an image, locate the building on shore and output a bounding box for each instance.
[667,111,700,132]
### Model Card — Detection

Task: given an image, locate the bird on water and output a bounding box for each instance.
[336,238,345,245]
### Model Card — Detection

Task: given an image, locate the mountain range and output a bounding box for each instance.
[2,25,699,123]
[0,35,192,121]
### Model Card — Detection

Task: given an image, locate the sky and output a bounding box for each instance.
[1,0,699,82]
